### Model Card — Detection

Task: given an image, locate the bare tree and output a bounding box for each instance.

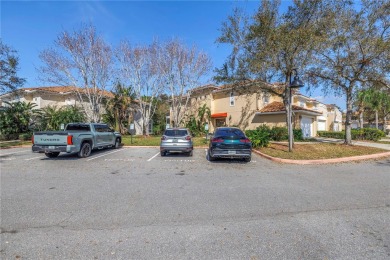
[158,38,212,127]
[309,0,390,144]
[117,40,164,135]
[38,24,114,122]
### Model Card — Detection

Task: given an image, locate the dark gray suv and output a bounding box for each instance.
[160,128,193,156]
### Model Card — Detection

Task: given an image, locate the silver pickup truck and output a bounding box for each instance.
[32,123,122,158]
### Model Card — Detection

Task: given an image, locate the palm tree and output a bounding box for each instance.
[103,83,136,134]
[357,89,383,129]
[0,101,40,137]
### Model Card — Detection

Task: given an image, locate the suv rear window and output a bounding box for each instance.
[164,129,188,137]
[215,128,245,137]
[66,124,91,131]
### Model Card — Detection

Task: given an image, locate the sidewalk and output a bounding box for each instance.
[314,137,390,150]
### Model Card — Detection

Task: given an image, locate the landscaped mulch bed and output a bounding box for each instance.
[257,143,388,160]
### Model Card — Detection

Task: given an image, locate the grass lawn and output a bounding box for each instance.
[122,135,209,147]
[257,143,388,160]
[0,140,31,149]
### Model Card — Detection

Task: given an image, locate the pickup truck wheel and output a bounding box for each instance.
[114,138,121,149]
[78,142,92,158]
[45,152,60,158]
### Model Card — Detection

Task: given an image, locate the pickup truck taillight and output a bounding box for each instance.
[67,135,73,145]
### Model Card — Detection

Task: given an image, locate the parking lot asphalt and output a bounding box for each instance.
[1,147,390,259]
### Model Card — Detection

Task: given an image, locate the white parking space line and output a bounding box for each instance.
[87,149,124,161]
[147,152,160,162]
[25,156,43,161]
[105,158,134,162]
[0,157,16,161]
[164,159,196,162]
[0,150,30,156]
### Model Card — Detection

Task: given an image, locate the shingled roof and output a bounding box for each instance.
[20,86,114,98]
[258,101,322,115]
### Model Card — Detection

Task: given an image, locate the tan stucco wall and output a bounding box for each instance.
[211,91,259,132]
[251,114,287,129]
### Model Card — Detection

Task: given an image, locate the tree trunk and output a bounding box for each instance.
[345,91,353,145]
[375,110,378,129]
[360,111,364,128]
[284,86,293,152]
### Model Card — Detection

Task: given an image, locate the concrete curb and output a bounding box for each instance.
[252,149,390,165]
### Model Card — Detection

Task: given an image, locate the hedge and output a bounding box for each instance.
[245,125,304,148]
[317,128,385,141]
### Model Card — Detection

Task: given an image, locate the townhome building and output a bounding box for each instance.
[0,86,147,135]
[181,83,342,138]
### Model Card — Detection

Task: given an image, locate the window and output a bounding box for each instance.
[300,101,305,107]
[216,119,226,127]
[263,93,270,104]
[230,92,235,106]
[66,124,91,131]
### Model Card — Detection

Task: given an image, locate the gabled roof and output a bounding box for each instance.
[3,86,114,98]
[257,101,322,116]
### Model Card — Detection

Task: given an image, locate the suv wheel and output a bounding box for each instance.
[160,151,166,156]
[208,149,215,161]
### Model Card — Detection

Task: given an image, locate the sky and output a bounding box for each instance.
[1,0,346,110]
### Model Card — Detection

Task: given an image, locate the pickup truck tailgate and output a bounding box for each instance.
[33,132,69,145]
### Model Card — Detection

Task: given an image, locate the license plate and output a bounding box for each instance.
[48,146,55,149]
[228,150,236,155]
[172,139,178,143]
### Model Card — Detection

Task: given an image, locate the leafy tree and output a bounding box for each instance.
[151,94,170,135]
[215,0,326,151]
[0,101,40,137]
[0,39,25,94]
[185,104,211,136]
[357,87,390,130]
[38,24,114,123]
[309,0,390,144]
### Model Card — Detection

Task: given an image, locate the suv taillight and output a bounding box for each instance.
[161,136,166,141]
[185,136,191,141]
[212,137,224,143]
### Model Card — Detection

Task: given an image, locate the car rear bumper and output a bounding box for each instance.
[32,145,77,153]
[210,148,251,158]
[160,144,193,152]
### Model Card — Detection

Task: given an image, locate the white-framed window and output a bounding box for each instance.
[263,93,270,104]
[300,101,305,107]
[230,92,235,106]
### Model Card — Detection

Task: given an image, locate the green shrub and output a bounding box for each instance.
[19,132,33,141]
[246,125,271,148]
[317,131,345,139]
[0,133,20,141]
[318,128,385,141]
[293,129,303,141]
[269,127,288,141]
